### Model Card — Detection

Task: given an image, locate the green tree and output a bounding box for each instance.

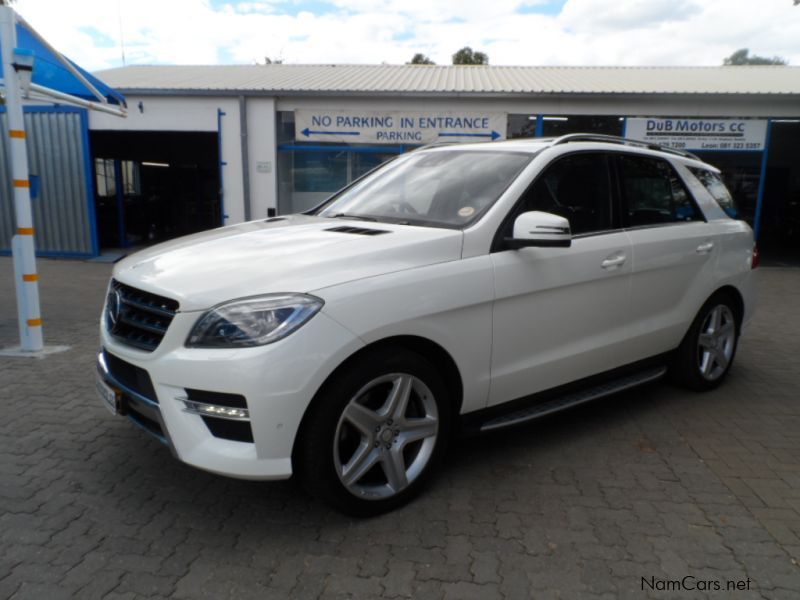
[452,46,488,65]
[408,53,435,65]
[723,48,787,65]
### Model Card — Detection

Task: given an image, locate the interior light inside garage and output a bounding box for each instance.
[141,161,170,168]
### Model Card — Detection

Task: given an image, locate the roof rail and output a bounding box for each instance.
[411,141,459,152]
[551,133,701,161]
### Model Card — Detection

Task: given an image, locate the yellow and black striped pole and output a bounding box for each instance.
[1,4,44,351]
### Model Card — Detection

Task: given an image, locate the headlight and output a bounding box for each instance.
[186,294,323,348]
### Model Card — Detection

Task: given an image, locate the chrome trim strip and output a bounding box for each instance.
[120,296,176,318]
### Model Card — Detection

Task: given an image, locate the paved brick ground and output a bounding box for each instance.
[1,256,799,599]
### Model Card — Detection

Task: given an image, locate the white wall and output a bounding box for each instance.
[89,95,249,225]
[85,91,798,227]
[245,97,278,219]
[90,96,223,131]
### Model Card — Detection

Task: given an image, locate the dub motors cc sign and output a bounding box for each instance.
[626,118,768,151]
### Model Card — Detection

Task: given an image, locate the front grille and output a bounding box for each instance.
[106,280,179,352]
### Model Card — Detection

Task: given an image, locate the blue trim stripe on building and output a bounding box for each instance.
[79,108,100,257]
[217,108,227,224]
[278,144,408,154]
[753,119,773,241]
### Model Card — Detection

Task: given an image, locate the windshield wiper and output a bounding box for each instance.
[328,213,378,222]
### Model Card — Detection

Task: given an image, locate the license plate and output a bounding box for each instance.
[96,374,121,415]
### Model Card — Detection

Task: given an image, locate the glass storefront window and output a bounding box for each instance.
[277,111,296,144]
[506,114,625,139]
[293,151,348,193]
[542,115,624,137]
[353,152,397,180]
[277,111,406,214]
[94,159,140,196]
[507,114,538,139]
[277,148,403,214]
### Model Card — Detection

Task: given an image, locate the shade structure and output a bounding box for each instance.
[1,4,125,354]
[0,17,125,108]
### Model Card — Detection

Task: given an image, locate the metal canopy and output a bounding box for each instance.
[1,3,125,354]
[0,14,126,113]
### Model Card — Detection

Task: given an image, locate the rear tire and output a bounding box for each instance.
[295,348,451,517]
[670,292,740,391]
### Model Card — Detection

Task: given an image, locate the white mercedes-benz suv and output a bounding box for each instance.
[97,134,757,515]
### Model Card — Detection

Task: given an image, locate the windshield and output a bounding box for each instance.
[316,150,533,228]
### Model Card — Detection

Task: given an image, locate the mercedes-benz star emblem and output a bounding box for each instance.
[106,289,122,330]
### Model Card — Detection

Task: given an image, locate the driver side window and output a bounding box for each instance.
[513,153,613,236]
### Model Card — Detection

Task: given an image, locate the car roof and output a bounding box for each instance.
[419,134,720,173]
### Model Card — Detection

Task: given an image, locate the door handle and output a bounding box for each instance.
[601,253,626,269]
[696,241,714,254]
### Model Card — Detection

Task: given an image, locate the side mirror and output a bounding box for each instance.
[505,211,572,249]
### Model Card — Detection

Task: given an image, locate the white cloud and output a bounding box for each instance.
[560,0,702,31]
[11,0,800,70]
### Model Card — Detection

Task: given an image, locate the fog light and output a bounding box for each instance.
[179,398,250,421]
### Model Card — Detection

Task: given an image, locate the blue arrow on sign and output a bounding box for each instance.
[439,130,501,141]
[301,128,360,137]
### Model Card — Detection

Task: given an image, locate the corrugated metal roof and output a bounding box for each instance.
[94,64,800,96]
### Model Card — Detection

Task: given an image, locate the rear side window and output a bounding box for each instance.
[618,155,701,227]
[689,168,739,218]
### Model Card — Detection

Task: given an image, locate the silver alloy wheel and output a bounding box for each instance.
[697,304,736,381]
[333,373,439,500]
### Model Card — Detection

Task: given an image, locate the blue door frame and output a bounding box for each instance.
[217,108,228,225]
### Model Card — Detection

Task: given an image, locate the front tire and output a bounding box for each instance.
[670,292,740,391]
[295,348,451,517]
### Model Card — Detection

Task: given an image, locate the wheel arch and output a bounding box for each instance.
[711,285,745,329]
[292,335,464,459]
[676,285,746,351]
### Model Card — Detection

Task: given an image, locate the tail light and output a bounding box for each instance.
[751,243,760,269]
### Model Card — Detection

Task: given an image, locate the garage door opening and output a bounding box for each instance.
[90,131,221,249]
[759,121,800,265]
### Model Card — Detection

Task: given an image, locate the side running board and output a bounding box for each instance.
[480,366,667,432]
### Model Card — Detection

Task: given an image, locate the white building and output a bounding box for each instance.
[3,64,800,261]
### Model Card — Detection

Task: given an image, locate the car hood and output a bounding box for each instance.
[112,215,464,311]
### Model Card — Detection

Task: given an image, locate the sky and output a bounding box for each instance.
[11,0,800,71]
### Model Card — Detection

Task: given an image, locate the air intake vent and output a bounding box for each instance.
[264,217,286,223]
[325,226,390,236]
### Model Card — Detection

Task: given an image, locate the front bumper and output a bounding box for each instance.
[97,308,364,480]
[97,350,171,448]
